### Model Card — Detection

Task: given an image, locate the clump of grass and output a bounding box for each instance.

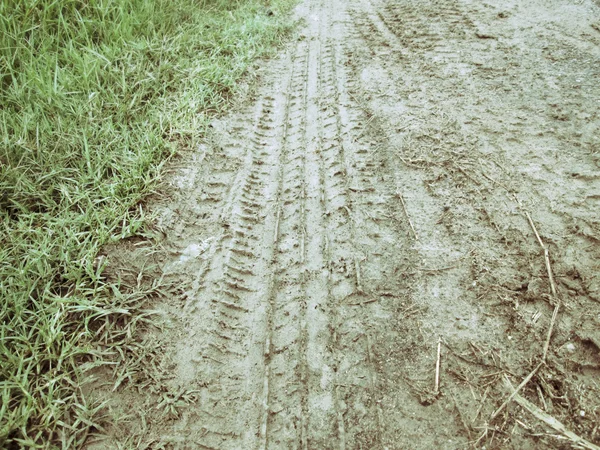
[0,0,294,447]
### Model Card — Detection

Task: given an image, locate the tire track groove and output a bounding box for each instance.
[177,0,419,447]
[181,52,298,449]
[302,0,340,445]
[258,40,311,449]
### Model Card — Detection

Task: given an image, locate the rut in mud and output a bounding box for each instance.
[152,2,419,447]
[90,0,600,448]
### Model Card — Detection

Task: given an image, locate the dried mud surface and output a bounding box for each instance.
[87,0,600,448]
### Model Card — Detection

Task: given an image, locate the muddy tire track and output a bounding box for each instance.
[177,56,296,449]
[169,0,422,447]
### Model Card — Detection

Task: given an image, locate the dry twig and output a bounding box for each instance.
[490,363,542,421]
[355,258,363,293]
[397,192,419,240]
[523,211,560,361]
[434,337,442,396]
[503,377,600,450]
[472,386,490,424]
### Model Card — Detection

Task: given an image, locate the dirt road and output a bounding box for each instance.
[92,0,600,448]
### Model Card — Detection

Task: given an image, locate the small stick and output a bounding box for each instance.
[398,192,419,240]
[541,244,559,363]
[536,385,548,411]
[472,386,490,423]
[524,211,545,248]
[543,303,560,362]
[503,377,600,450]
[543,248,558,297]
[418,265,458,273]
[473,428,489,448]
[515,419,532,431]
[525,211,559,297]
[524,210,560,361]
[434,337,442,396]
[456,166,481,186]
[348,298,377,306]
[480,170,512,193]
[355,258,363,293]
[490,363,543,421]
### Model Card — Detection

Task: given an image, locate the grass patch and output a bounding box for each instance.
[0,0,295,447]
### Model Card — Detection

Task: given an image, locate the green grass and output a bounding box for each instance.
[0,0,294,447]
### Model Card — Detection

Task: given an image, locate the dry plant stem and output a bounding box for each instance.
[490,362,543,421]
[536,385,548,411]
[480,170,511,193]
[524,211,560,361]
[355,258,363,293]
[472,386,490,424]
[524,211,545,249]
[543,303,560,362]
[434,337,442,396]
[354,115,376,141]
[543,248,558,298]
[503,377,600,450]
[418,265,457,272]
[524,212,558,297]
[398,192,419,240]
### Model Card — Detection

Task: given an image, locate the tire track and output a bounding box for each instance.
[174,51,298,449]
[316,33,352,450]
[93,0,600,448]
[326,4,451,448]
[377,0,477,48]
[314,3,419,448]
[326,35,387,449]
[353,0,482,64]
[301,2,342,447]
[174,0,433,448]
[261,0,345,446]
[186,0,456,446]
[257,40,310,450]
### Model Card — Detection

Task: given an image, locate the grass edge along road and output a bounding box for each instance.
[0,0,295,447]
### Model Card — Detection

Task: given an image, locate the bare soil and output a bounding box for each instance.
[86,0,600,448]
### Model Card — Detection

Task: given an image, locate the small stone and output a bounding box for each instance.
[565,343,576,353]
